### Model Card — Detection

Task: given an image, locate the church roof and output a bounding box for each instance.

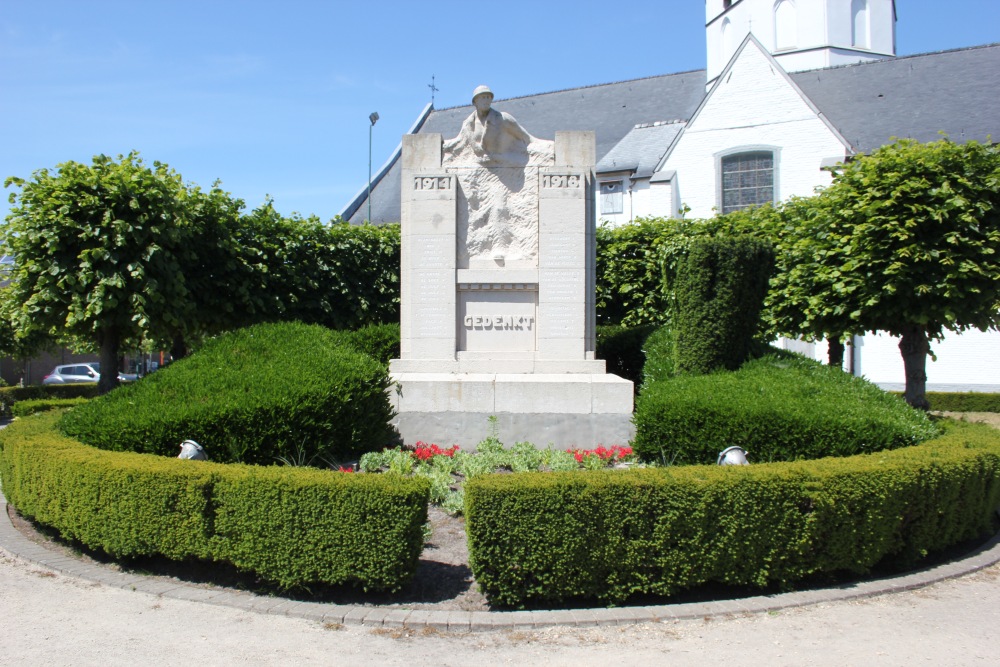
[596,121,686,179]
[344,42,1000,225]
[790,43,1000,153]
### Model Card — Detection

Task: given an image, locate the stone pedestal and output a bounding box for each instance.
[390,127,633,448]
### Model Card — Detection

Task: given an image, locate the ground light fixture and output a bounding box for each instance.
[717,446,749,465]
[368,111,379,223]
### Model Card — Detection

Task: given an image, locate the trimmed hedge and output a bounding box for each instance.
[465,419,1000,607]
[634,354,939,465]
[0,384,100,418]
[922,392,1000,414]
[11,397,89,417]
[640,324,677,386]
[0,412,429,592]
[674,236,774,374]
[60,322,395,465]
[338,322,401,367]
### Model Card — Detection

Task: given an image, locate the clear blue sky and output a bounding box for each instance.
[2,1,998,224]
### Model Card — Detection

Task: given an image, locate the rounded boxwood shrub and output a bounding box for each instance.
[634,353,939,465]
[60,322,395,465]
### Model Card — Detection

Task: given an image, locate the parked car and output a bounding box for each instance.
[42,363,136,385]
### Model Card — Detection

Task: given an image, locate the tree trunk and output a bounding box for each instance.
[97,329,120,395]
[828,338,845,368]
[898,325,930,410]
[170,335,188,361]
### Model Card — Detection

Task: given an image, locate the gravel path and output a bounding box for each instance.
[2,546,999,666]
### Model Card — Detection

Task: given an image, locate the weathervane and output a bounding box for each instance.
[428,75,439,107]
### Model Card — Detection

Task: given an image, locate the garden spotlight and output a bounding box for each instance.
[717,446,749,465]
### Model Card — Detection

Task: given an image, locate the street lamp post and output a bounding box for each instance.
[368,112,379,223]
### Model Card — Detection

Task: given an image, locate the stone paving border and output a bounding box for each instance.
[3,485,1000,631]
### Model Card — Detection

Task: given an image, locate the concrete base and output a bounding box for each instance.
[388,371,635,448]
[391,411,635,450]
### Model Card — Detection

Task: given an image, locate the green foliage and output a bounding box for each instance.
[237,205,400,331]
[465,420,1000,607]
[674,236,774,374]
[595,216,760,328]
[359,429,633,515]
[767,139,1000,407]
[634,354,939,465]
[921,392,1000,413]
[0,384,100,418]
[0,411,429,592]
[640,324,677,386]
[338,322,401,367]
[11,397,89,417]
[2,152,242,393]
[595,324,656,387]
[59,322,395,465]
[595,219,674,327]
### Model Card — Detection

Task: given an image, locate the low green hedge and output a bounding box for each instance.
[465,420,1000,608]
[634,354,939,465]
[0,412,429,592]
[0,384,100,418]
[59,322,395,465]
[11,397,89,417]
[922,392,1000,413]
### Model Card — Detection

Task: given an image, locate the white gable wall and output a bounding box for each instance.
[662,39,847,219]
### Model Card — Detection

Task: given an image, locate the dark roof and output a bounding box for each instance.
[346,71,707,223]
[347,43,1000,224]
[789,43,1000,153]
[596,121,686,178]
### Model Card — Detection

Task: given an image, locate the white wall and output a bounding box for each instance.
[856,329,1000,392]
[596,177,676,226]
[663,39,847,219]
[706,0,895,85]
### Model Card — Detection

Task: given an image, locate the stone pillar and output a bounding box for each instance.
[399,134,456,363]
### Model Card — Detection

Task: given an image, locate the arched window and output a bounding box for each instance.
[721,17,735,62]
[721,151,774,213]
[774,0,796,51]
[852,0,869,48]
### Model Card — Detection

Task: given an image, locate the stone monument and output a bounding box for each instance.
[389,85,634,447]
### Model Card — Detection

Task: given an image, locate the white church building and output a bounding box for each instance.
[343,0,1000,393]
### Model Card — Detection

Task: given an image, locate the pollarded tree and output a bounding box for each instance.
[752,195,865,367]
[793,138,1000,409]
[2,152,203,393]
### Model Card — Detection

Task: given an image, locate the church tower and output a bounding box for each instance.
[705,0,896,87]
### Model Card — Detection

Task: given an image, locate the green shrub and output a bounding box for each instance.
[674,236,774,374]
[337,322,401,367]
[640,324,677,386]
[921,392,1000,413]
[634,354,939,465]
[465,419,1000,608]
[0,411,429,592]
[11,397,89,417]
[60,322,395,465]
[0,384,100,418]
[595,324,656,387]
